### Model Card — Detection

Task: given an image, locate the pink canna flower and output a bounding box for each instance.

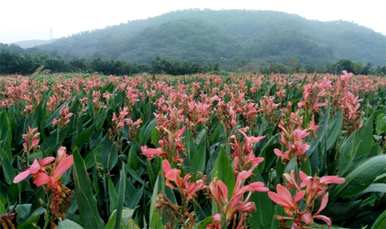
[231,128,265,173]
[22,127,40,153]
[52,106,73,127]
[141,146,166,160]
[13,156,55,185]
[161,160,205,200]
[209,179,228,206]
[209,168,268,227]
[268,184,304,216]
[112,107,130,129]
[269,171,345,228]
[49,147,74,189]
[13,146,73,189]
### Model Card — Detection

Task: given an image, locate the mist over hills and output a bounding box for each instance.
[18,10,386,69]
[14,39,54,49]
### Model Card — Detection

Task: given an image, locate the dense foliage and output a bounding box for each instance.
[0,73,386,228]
[34,10,386,69]
[0,45,218,75]
[1,44,385,76]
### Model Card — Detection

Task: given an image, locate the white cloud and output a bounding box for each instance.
[1,0,385,43]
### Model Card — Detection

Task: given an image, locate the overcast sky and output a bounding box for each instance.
[1,0,385,43]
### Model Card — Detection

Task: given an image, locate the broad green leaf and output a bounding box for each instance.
[375,113,386,135]
[211,144,235,197]
[248,192,276,228]
[149,176,164,229]
[17,207,45,229]
[359,183,386,195]
[115,165,127,229]
[105,208,135,229]
[334,155,386,199]
[338,114,382,175]
[73,150,104,229]
[58,219,84,229]
[187,128,207,174]
[108,177,118,214]
[15,204,32,223]
[139,119,156,145]
[372,210,386,229]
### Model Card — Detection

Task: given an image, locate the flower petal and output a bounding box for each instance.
[29,159,41,174]
[13,170,31,183]
[320,176,345,185]
[313,215,332,227]
[33,172,50,186]
[39,156,55,166]
[316,193,329,214]
[53,155,73,179]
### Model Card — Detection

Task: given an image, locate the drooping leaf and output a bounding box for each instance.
[333,155,386,199]
[338,114,382,175]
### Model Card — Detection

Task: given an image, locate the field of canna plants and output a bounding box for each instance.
[1,72,386,229]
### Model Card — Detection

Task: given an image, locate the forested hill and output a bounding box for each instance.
[34,10,386,68]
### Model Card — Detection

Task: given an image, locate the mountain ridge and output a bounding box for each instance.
[33,9,386,68]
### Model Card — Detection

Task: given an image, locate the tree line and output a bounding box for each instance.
[0,48,385,76]
[0,50,219,75]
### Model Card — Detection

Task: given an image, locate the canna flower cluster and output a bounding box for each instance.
[298,78,332,113]
[230,128,265,173]
[332,71,362,131]
[209,169,268,228]
[258,96,280,122]
[156,160,206,228]
[22,127,40,153]
[274,112,317,162]
[268,171,345,228]
[141,127,186,163]
[111,106,142,137]
[52,106,73,127]
[13,147,74,221]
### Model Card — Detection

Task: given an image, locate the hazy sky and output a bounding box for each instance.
[1,0,385,43]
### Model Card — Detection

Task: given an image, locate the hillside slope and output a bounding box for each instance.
[35,10,386,68]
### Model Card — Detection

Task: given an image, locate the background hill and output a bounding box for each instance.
[33,10,386,69]
[14,39,54,49]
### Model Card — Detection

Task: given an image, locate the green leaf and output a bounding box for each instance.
[338,114,382,175]
[108,177,118,215]
[195,216,212,229]
[115,165,127,229]
[188,128,207,174]
[326,111,343,150]
[139,119,156,145]
[334,155,386,199]
[105,208,135,229]
[375,113,386,135]
[149,176,164,229]
[73,150,104,229]
[248,192,276,228]
[372,210,386,229]
[211,144,235,197]
[17,207,45,229]
[15,204,32,223]
[359,183,386,195]
[58,219,84,229]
